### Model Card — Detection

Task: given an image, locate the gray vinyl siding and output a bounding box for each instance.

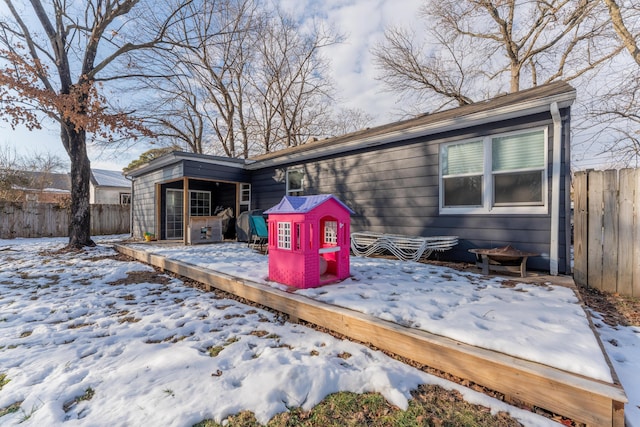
[250,168,289,210]
[183,160,249,182]
[252,111,570,273]
[131,163,183,239]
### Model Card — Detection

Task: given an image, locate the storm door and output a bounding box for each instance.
[166,189,184,240]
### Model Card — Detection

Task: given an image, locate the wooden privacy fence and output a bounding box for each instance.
[573,168,640,297]
[0,202,130,238]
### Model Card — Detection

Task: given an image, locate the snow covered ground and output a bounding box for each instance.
[0,237,638,426]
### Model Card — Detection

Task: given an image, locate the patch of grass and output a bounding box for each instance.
[206,336,240,357]
[63,387,95,413]
[0,401,21,418]
[68,323,94,329]
[207,346,224,357]
[19,331,32,338]
[19,402,41,422]
[192,386,523,427]
[0,373,10,390]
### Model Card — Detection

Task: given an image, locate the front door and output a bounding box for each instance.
[166,189,184,240]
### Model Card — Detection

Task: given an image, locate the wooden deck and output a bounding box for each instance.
[114,244,627,427]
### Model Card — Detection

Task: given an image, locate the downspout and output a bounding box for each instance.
[549,102,562,275]
[125,175,134,239]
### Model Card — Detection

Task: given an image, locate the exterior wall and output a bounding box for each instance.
[131,163,183,239]
[183,160,249,182]
[252,111,571,274]
[91,185,130,204]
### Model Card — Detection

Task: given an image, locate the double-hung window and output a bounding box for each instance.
[442,140,484,208]
[440,129,547,214]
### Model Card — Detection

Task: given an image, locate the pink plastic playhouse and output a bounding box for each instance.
[264,194,354,288]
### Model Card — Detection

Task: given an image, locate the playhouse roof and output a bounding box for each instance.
[264,194,355,215]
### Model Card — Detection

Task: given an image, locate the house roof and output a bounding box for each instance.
[264,194,355,214]
[14,171,71,192]
[91,169,130,188]
[124,81,576,178]
[246,81,576,169]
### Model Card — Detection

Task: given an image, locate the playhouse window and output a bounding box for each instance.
[324,221,338,244]
[277,222,291,249]
[286,168,304,196]
[440,128,547,214]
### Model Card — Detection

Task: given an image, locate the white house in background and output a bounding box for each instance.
[90,169,131,205]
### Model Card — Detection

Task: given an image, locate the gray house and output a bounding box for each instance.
[126,81,575,274]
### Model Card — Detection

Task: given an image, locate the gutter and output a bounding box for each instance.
[549,102,562,275]
[124,175,134,239]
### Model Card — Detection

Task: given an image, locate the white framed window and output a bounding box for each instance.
[324,221,337,244]
[240,183,251,208]
[277,222,291,250]
[440,128,547,214]
[120,193,131,205]
[286,168,304,196]
[189,190,211,216]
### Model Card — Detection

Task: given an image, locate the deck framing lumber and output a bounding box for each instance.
[115,244,627,427]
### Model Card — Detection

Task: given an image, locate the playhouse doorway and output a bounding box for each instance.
[319,216,340,280]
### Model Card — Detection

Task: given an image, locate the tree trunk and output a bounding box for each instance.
[64,124,95,248]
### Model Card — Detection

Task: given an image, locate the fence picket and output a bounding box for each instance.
[587,171,604,291]
[602,170,619,293]
[573,172,588,286]
[618,169,634,296]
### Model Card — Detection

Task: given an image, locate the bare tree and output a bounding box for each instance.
[0,143,67,202]
[0,0,187,248]
[585,0,640,166]
[373,0,622,110]
[603,0,640,66]
[251,12,339,152]
[324,107,375,137]
[141,1,342,158]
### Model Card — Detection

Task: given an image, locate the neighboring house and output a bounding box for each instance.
[2,171,71,204]
[126,81,575,275]
[90,169,131,205]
